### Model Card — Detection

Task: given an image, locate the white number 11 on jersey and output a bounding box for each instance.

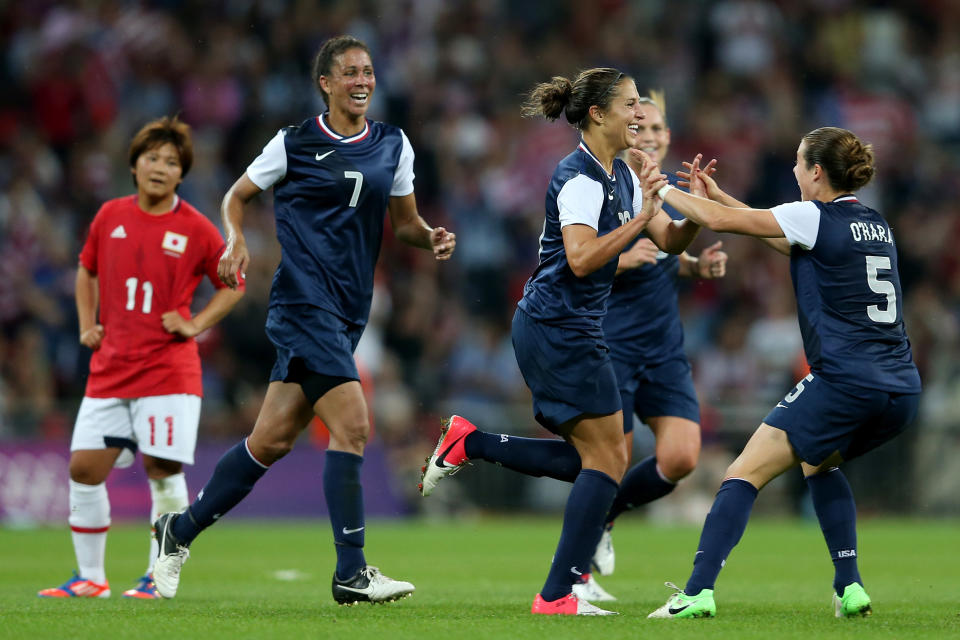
[125,277,153,314]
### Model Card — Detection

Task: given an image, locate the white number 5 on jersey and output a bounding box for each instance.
[865,255,896,323]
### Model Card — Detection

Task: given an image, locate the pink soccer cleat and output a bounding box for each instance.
[419,415,476,496]
[531,592,617,616]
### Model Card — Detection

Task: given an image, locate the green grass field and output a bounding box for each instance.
[3,517,958,639]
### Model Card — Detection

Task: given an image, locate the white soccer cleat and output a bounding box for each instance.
[331,565,415,604]
[591,526,615,576]
[572,573,617,602]
[152,512,190,599]
[419,415,476,496]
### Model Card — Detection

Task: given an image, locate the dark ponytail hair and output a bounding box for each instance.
[311,35,372,106]
[521,68,627,130]
[802,127,876,192]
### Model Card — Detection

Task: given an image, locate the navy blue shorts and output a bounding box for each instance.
[266,304,362,383]
[512,308,621,433]
[612,353,700,433]
[764,372,920,466]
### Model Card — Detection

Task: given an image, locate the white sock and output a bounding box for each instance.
[147,473,189,574]
[69,480,110,584]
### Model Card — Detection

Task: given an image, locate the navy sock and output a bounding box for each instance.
[806,468,861,595]
[173,439,268,545]
[606,456,676,523]
[541,469,619,601]
[685,478,759,595]
[464,431,581,482]
[324,450,366,580]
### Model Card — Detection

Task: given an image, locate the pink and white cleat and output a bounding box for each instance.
[419,415,476,496]
[531,592,617,615]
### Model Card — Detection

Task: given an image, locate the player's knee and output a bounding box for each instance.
[659,449,699,481]
[254,438,296,465]
[68,463,102,485]
[335,417,370,450]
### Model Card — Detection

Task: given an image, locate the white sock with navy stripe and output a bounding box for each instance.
[69,480,110,584]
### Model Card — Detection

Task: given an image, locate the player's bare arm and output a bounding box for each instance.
[626,148,702,255]
[564,158,667,278]
[75,264,104,349]
[680,156,791,256]
[387,193,456,260]
[162,287,245,338]
[218,173,262,288]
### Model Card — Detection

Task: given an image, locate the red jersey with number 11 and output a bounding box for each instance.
[79,195,232,398]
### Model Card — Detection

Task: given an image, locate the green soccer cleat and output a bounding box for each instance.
[833,582,872,618]
[647,582,716,619]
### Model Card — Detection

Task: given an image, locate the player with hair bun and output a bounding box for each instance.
[421,67,703,615]
[646,127,921,619]
[39,116,244,600]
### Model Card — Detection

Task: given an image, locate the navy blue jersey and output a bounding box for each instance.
[518,141,642,328]
[246,114,414,326]
[604,173,685,363]
[771,196,921,393]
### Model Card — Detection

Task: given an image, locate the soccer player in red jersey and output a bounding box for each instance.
[38,116,244,600]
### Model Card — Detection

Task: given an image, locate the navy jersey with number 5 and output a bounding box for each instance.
[518,141,643,328]
[770,196,921,393]
[246,113,414,326]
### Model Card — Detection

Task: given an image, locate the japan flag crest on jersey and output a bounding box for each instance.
[162,230,188,256]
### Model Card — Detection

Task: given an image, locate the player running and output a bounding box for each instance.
[151,35,455,605]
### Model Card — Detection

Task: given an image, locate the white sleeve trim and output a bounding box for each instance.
[628,164,645,214]
[771,200,821,249]
[558,174,605,230]
[390,130,415,196]
[246,130,287,190]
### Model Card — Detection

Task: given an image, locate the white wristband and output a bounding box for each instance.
[657,184,675,199]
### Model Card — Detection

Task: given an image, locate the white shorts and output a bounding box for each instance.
[71,394,201,467]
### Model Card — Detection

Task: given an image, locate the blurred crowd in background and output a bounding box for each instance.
[2,0,959,514]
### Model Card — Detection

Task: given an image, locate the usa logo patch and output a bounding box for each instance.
[162,231,188,255]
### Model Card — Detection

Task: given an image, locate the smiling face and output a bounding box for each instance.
[132,142,182,201]
[600,78,644,153]
[634,102,671,164]
[320,47,376,122]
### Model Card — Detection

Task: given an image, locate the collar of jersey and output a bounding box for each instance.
[316,112,371,143]
[577,140,615,181]
[133,193,180,216]
[832,194,858,203]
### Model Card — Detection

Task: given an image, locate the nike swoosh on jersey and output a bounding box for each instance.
[776,403,789,409]
[342,526,365,534]
[315,150,335,161]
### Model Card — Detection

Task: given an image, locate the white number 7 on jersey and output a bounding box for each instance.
[344,171,363,207]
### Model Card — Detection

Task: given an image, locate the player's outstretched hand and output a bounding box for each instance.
[677,154,720,200]
[697,241,728,280]
[80,325,104,350]
[620,238,660,271]
[217,238,249,289]
[431,227,456,260]
[162,311,200,338]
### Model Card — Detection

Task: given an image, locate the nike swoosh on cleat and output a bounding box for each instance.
[668,604,690,615]
[315,150,335,161]
[335,585,368,594]
[434,432,469,468]
[342,526,365,534]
